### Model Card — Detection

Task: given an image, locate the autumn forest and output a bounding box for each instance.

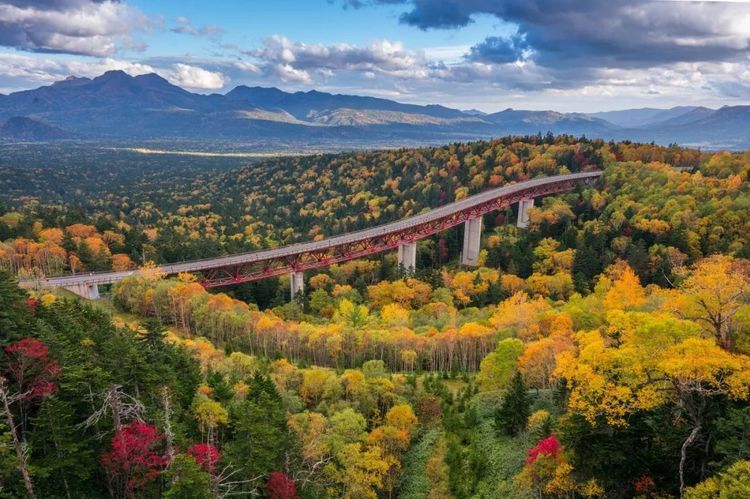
[1,136,750,498]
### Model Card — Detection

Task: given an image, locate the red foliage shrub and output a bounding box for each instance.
[101,421,167,496]
[187,443,221,474]
[29,378,58,398]
[526,435,562,465]
[266,471,299,499]
[4,338,60,399]
[5,337,49,359]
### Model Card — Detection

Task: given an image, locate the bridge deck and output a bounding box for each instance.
[36,171,602,289]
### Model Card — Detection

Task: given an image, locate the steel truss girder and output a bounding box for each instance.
[201,180,579,288]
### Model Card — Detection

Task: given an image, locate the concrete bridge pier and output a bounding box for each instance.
[461,217,483,266]
[517,198,535,229]
[397,242,417,272]
[64,283,100,300]
[290,271,304,300]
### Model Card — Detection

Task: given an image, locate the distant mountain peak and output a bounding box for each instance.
[223,84,467,120]
[95,70,130,81]
[135,72,171,83]
[52,75,91,87]
[0,71,747,149]
[226,85,286,97]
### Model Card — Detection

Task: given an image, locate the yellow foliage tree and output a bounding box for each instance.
[193,396,229,445]
[301,369,336,407]
[673,255,750,350]
[380,303,410,327]
[601,263,646,310]
[385,404,418,435]
[556,311,750,495]
[111,253,134,271]
[334,443,390,499]
[518,335,573,389]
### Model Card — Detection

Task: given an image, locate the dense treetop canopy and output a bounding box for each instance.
[1,136,749,497]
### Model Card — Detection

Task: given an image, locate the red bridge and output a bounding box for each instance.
[32,171,602,299]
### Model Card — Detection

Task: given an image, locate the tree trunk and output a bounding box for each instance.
[162,386,175,466]
[680,424,701,498]
[109,384,122,431]
[0,382,37,499]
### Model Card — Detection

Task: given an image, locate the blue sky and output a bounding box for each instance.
[1,1,750,112]
[130,0,504,55]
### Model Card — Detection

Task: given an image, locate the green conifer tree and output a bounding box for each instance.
[494,371,531,436]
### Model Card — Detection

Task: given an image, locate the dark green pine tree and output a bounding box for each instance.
[29,396,97,498]
[90,247,112,272]
[713,406,750,471]
[224,373,287,488]
[572,241,600,294]
[206,370,234,404]
[164,454,214,499]
[0,422,19,496]
[76,240,94,268]
[61,231,76,253]
[139,318,167,349]
[0,220,11,241]
[494,371,531,436]
[0,270,35,346]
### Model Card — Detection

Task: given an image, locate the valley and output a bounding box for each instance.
[4,2,750,498]
[1,137,749,498]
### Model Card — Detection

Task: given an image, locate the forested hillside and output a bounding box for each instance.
[0,136,709,276]
[1,137,750,498]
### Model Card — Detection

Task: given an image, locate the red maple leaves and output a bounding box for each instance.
[188,443,221,475]
[4,338,60,399]
[101,421,168,496]
[526,435,561,465]
[266,471,299,499]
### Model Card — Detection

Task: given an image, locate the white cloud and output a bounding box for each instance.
[166,63,227,90]
[273,63,311,84]
[0,52,154,83]
[232,61,261,74]
[0,52,228,93]
[171,16,224,39]
[251,35,427,80]
[224,31,750,108]
[0,1,152,57]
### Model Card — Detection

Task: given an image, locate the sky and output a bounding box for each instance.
[1,0,750,112]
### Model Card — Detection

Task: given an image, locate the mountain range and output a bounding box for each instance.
[1,70,748,149]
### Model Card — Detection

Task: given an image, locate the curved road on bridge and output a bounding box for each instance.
[36,170,602,291]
